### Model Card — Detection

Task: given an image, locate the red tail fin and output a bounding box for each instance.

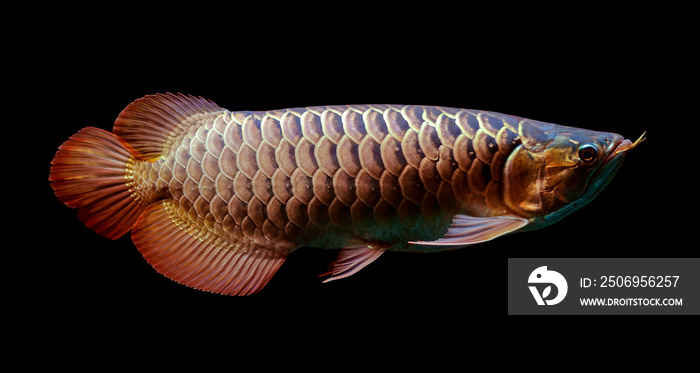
[50,127,146,239]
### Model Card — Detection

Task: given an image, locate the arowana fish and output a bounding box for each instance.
[49,93,644,295]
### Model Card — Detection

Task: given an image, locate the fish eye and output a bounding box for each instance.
[578,144,599,164]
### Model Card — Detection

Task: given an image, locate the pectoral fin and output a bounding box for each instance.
[409,214,529,246]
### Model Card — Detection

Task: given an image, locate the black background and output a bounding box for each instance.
[21,5,693,352]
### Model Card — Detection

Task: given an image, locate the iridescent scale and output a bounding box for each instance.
[130,104,526,254]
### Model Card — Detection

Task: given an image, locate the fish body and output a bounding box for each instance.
[50,93,643,295]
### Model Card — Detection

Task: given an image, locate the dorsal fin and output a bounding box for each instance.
[113,93,224,161]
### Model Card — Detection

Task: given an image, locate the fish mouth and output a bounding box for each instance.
[587,130,645,204]
[604,131,646,164]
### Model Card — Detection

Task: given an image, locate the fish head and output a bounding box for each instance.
[504,119,644,224]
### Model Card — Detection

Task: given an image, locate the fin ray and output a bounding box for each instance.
[132,202,287,295]
[50,127,146,239]
[322,245,385,283]
[113,93,223,161]
[409,214,529,246]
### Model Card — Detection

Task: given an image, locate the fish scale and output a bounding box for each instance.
[50,93,642,295]
[129,103,524,256]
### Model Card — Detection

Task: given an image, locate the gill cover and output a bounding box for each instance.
[502,119,556,217]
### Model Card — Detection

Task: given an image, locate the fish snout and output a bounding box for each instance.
[608,131,646,161]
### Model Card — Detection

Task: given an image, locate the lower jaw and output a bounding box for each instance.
[526,154,626,231]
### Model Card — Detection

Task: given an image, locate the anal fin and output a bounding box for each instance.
[132,201,287,295]
[322,245,385,283]
[409,214,529,246]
